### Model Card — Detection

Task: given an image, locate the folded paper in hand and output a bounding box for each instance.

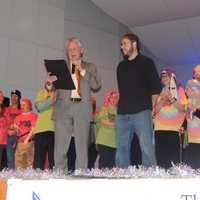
[44,59,75,90]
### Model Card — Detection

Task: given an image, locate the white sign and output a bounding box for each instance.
[6,178,200,200]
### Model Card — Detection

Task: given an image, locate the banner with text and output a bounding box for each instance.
[6,178,200,200]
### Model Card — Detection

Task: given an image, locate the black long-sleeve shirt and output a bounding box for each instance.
[117,54,161,114]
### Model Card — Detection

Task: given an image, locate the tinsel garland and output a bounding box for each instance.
[0,164,199,179]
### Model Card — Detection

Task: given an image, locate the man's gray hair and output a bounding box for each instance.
[66,37,83,48]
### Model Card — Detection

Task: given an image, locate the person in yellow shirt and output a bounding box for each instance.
[25,81,56,170]
[96,90,119,169]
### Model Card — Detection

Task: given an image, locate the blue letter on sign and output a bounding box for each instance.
[32,192,40,200]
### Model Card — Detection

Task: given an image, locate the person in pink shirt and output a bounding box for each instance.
[5,89,22,169]
[14,98,37,169]
[0,90,8,170]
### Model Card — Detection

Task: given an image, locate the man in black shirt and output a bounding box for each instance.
[116,33,161,168]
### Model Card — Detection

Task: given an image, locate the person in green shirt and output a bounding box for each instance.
[96,90,119,169]
[25,81,56,170]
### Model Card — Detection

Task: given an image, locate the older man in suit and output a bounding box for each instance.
[48,37,101,170]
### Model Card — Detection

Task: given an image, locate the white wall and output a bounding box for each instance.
[132,16,200,87]
[0,0,65,101]
[0,0,131,106]
[168,64,196,86]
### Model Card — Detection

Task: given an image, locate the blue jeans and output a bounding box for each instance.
[6,135,17,169]
[116,110,156,168]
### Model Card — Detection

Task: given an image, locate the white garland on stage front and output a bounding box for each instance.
[0,164,200,179]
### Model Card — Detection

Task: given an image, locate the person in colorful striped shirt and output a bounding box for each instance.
[184,65,200,169]
[154,69,187,169]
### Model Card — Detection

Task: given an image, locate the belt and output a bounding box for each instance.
[70,98,82,102]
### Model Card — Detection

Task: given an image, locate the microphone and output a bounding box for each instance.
[72,64,75,74]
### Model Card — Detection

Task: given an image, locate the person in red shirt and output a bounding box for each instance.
[0,90,8,170]
[14,98,37,169]
[5,89,22,169]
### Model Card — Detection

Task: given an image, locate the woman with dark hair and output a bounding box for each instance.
[154,69,187,169]
[5,89,22,169]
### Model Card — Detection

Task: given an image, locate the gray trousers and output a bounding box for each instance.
[54,100,91,170]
